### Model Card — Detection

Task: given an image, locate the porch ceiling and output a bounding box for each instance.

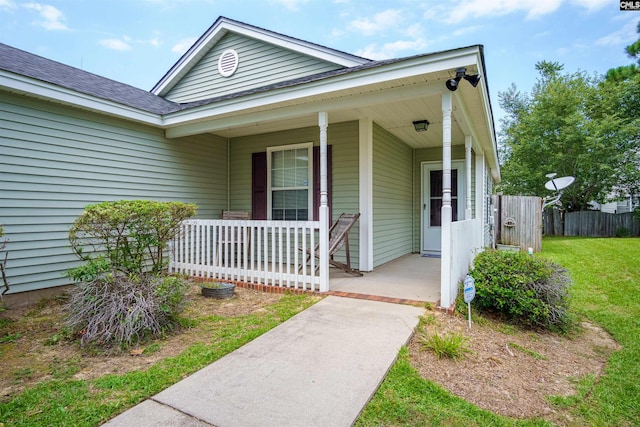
[164,46,497,165]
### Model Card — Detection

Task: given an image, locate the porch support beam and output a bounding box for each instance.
[440,92,453,308]
[318,111,330,292]
[475,147,486,248]
[359,118,374,272]
[465,135,473,220]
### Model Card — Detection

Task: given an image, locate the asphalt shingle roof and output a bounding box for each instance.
[0,42,183,115]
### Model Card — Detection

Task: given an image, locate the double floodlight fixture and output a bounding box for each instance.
[412,120,430,132]
[445,67,481,91]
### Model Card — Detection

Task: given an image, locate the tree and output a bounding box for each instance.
[603,21,640,204]
[498,61,624,211]
[606,21,640,82]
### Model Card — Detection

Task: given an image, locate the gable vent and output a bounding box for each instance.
[218,49,239,77]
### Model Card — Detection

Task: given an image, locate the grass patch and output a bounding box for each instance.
[420,331,472,360]
[417,313,437,328]
[508,342,547,360]
[356,348,549,427]
[0,333,22,343]
[359,237,639,426]
[0,293,318,426]
[541,237,640,425]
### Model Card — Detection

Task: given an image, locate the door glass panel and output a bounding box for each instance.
[429,169,459,226]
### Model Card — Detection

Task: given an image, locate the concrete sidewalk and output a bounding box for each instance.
[103,296,424,427]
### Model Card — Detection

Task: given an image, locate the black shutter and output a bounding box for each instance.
[252,147,331,221]
[251,152,267,220]
[313,145,332,221]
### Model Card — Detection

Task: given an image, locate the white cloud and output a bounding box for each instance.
[595,18,638,47]
[356,38,428,60]
[23,2,68,30]
[428,0,607,24]
[440,0,562,23]
[452,25,481,37]
[350,9,404,36]
[569,0,609,12]
[270,0,309,11]
[0,0,17,10]
[171,37,197,54]
[99,38,132,51]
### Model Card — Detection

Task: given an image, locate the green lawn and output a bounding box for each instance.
[357,237,640,426]
[0,293,318,427]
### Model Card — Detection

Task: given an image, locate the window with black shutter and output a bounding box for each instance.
[252,145,331,221]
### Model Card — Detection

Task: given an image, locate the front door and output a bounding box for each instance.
[422,162,465,255]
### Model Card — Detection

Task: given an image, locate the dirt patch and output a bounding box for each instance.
[0,285,285,400]
[409,310,620,423]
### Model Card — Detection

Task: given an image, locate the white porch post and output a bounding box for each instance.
[475,148,486,249]
[358,118,374,271]
[318,111,330,292]
[440,92,453,308]
[465,135,473,220]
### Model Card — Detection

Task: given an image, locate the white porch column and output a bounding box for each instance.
[440,92,453,308]
[465,135,473,220]
[475,148,486,249]
[358,118,374,272]
[318,111,330,292]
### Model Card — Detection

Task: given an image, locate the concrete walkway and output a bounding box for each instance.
[103,296,424,427]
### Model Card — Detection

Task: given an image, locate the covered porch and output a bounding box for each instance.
[329,254,440,303]
[165,46,498,309]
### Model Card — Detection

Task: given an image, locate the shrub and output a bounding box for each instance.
[66,274,190,348]
[615,226,632,238]
[68,200,197,276]
[66,200,197,349]
[469,250,573,332]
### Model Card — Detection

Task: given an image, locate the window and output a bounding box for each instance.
[252,145,332,221]
[267,143,312,220]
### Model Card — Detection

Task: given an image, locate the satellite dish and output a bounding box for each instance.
[544,176,575,191]
[543,174,575,209]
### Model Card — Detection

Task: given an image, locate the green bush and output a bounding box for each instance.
[469,250,573,332]
[68,200,197,276]
[66,200,197,349]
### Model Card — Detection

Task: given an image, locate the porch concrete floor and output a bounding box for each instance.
[329,254,440,303]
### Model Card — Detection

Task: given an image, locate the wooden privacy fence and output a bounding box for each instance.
[543,211,640,237]
[493,195,542,252]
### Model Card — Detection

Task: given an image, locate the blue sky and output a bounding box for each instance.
[0,0,637,127]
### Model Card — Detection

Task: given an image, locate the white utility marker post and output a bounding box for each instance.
[318,111,329,292]
[463,274,475,329]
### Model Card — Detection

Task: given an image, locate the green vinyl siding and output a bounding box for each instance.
[228,121,360,268]
[0,92,228,294]
[372,123,413,267]
[166,32,343,103]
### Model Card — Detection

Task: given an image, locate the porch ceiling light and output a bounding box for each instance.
[446,67,481,91]
[412,120,430,132]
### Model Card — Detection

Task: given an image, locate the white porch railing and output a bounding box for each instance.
[447,218,481,305]
[169,219,323,291]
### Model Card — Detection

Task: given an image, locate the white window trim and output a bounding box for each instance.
[266,142,313,220]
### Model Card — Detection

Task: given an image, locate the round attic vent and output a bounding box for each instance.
[218,49,239,77]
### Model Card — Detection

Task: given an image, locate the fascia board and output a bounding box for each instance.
[0,71,163,126]
[151,17,368,96]
[164,47,481,128]
[225,20,368,67]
